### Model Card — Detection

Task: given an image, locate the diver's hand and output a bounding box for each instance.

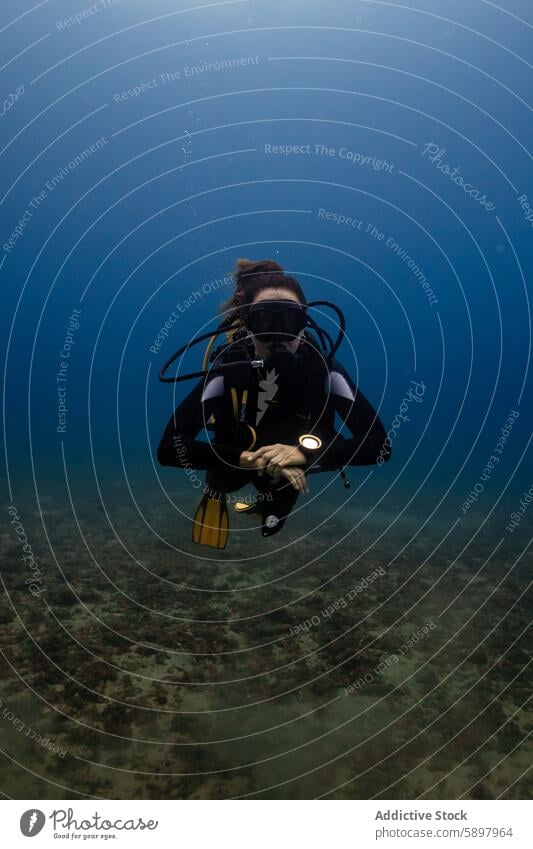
[247,443,307,473]
[239,451,268,470]
[278,466,309,493]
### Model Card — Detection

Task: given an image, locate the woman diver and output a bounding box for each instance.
[157,258,391,548]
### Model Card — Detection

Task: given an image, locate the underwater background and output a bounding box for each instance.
[0,0,531,799]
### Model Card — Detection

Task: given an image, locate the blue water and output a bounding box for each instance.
[1,0,531,800]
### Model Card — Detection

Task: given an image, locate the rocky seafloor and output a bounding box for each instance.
[1,475,531,799]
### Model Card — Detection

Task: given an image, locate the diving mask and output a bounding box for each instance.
[243,299,308,341]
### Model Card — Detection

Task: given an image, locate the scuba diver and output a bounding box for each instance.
[157,258,391,548]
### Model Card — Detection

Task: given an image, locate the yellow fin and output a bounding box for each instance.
[192,495,229,548]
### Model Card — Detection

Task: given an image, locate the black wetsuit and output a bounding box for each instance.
[158,339,390,536]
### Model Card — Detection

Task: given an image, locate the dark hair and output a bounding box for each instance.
[220,258,306,327]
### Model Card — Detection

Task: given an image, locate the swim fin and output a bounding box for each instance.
[234,497,259,515]
[192,493,229,548]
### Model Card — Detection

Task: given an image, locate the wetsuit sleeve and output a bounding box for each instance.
[157,380,243,470]
[316,362,390,468]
